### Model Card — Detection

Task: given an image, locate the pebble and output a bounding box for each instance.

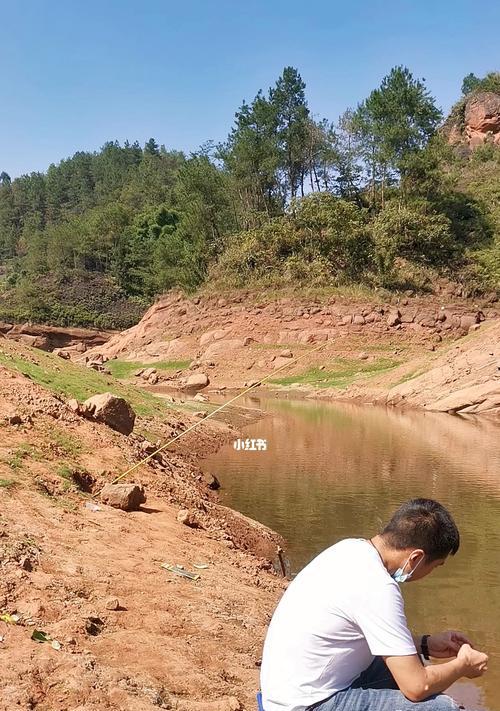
[105,597,120,611]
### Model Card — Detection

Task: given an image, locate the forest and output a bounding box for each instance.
[0,66,499,328]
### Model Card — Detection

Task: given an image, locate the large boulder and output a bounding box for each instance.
[100,483,146,511]
[83,393,136,435]
[184,373,210,391]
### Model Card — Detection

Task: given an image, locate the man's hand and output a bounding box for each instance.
[457,643,489,678]
[428,630,472,658]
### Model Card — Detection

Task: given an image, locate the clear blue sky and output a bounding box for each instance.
[1,0,499,178]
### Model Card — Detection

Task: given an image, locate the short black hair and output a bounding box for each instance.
[381,499,460,562]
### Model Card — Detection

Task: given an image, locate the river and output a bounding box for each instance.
[201,394,500,711]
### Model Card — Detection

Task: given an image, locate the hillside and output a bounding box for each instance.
[1,67,499,332]
[0,338,284,710]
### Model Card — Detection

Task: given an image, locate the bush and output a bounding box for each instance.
[210,193,373,288]
[372,200,455,281]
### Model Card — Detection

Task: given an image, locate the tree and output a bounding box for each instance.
[144,138,160,156]
[270,67,310,199]
[220,91,282,220]
[462,73,481,96]
[0,172,11,185]
[352,66,442,205]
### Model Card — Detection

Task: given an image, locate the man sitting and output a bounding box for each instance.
[260,499,488,710]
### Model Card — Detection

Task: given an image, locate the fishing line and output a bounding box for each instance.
[101,339,329,490]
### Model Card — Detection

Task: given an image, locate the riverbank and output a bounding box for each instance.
[0,339,286,710]
[79,289,500,417]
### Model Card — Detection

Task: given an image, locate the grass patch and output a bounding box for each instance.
[0,344,179,418]
[0,478,16,489]
[269,357,401,389]
[51,429,82,457]
[5,444,43,471]
[107,359,190,379]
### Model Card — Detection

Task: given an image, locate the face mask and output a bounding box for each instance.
[392,553,423,583]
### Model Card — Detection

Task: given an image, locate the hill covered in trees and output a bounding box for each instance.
[0,66,499,328]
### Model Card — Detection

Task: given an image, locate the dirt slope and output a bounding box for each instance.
[0,342,285,710]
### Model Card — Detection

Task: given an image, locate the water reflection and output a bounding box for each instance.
[202,396,500,710]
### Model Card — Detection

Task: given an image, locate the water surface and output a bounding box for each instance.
[202,396,500,710]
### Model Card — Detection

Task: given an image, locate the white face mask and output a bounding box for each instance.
[392,553,423,583]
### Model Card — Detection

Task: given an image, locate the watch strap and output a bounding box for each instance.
[421,634,431,660]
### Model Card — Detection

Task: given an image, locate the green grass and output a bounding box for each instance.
[0,345,180,418]
[107,359,190,379]
[0,478,16,489]
[269,357,401,389]
[5,444,43,471]
[52,430,82,457]
[57,463,73,479]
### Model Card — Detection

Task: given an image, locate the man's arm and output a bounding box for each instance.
[384,644,488,702]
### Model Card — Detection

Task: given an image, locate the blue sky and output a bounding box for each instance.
[1,0,499,178]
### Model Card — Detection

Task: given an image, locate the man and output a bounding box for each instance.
[260,499,488,710]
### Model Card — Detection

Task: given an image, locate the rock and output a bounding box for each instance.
[104,597,120,611]
[177,509,202,528]
[465,92,500,147]
[400,310,417,324]
[204,473,221,490]
[193,411,206,418]
[199,329,231,346]
[279,349,293,358]
[85,616,104,636]
[273,356,295,370]
[358,352,369,360]
[54,349,71,360]
[386,310,401,327]
[100,483,146,511]
[185,373,210,391]
[17,334,50,350]
[67,398,80,412]
[83,393,136,435]
[460,314,479,331]
[341,315,353,325]
[243,336,255,346]
[6,413,23,425]
[468,323,481,333]
[418,315,437,328]
[244,379,261,388]
[353,315,365,325]
[298,329,330,344]
[193,392,208,402]
[141,367,157,378]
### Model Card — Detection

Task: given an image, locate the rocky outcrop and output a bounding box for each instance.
[446,91,500,149]
[0,322,112,351]
[385,321,500,416]
[465,92,500,147]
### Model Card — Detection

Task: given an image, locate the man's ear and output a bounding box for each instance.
[411,549,426,564]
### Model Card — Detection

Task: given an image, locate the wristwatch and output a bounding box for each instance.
[421,634,431,660]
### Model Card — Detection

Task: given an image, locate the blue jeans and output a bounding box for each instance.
[308,658,463,710]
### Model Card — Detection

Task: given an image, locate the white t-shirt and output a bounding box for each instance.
[260,538,417,711]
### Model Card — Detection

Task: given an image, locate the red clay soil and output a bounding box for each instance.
[0,362,285,711]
